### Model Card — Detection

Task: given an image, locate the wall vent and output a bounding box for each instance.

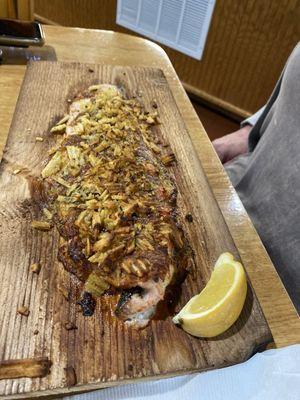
[117,0,216,60]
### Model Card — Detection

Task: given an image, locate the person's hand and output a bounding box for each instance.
[212,125,252,164]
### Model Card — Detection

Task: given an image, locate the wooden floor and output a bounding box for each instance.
[192,101,240,141]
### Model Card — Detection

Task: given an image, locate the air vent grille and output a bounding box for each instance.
[117,0,216,60]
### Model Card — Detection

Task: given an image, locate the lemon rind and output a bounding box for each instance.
[174,261,246,321]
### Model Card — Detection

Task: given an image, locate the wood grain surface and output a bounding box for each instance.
[0,61,271,398]
[0,357,51,380]
[33,0,300,117]
[0,0,33,20]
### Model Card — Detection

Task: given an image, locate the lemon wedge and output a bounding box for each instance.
[173,252,247,337]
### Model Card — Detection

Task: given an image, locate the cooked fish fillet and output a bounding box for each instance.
[32,83,192,328]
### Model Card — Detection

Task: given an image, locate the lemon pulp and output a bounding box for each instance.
[173,252,247,338]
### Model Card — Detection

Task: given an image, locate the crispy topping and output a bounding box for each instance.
[93,232,114,252]
[41,151,62,178]
[30,263,41,274]
[88,84,102,91]
[56,115,69,125]
[37,85,192,326]
[17,306,30,316]
[31,220,52,231]
[50,123,66,133]
[161,153,176,166]
[121,258,150,277]
[84,270,109,296]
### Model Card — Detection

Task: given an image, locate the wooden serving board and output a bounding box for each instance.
[0,62,272,398]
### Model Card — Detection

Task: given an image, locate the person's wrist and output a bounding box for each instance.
[239,124,252,138]
[233,125,251,156]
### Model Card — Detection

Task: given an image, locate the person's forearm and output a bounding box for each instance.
[212,125,251,164]
[236,125,252,150]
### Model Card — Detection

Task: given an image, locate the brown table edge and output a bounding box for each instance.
[2,335,272,400]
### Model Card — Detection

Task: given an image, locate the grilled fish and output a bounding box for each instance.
[32,84,192,328]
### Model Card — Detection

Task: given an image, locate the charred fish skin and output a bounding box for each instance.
[115,286,144,317]
[77,292,96,316]
[35,84,193,328]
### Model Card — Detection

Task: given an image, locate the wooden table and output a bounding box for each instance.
[0,25,299,349]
